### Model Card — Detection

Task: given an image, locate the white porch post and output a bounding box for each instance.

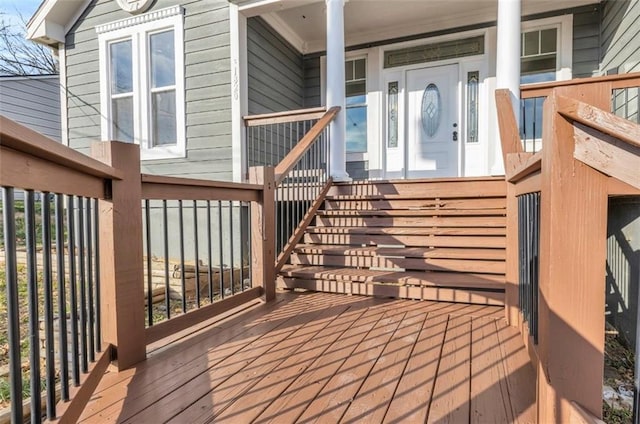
[326,0,350,181]
[492,0,521,175]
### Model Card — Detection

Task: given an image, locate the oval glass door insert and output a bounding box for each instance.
[421,83,441,138]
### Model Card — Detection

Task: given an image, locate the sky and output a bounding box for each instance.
[0,0,43,30]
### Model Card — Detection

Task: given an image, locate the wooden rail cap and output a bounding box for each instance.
[244,107,328,126]
[0,115,122,180]
[495,89,524,167]
[273,106,340,185]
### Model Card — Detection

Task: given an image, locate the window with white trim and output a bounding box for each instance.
[345,58,367,153]
[98,6,185,160]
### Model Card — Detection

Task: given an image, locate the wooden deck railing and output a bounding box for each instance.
[518,72,640,153]
[498,76,640,422]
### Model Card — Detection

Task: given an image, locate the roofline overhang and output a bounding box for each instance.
[26,0,91,47]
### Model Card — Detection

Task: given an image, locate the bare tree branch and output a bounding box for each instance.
[0,11,58,76]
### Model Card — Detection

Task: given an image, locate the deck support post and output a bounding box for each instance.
[92,141,146,370]
[537,86,610,422]
[250,166,276,302]
[326,0,350,181]
[493,0,521,175]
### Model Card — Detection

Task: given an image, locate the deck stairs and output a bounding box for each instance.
[278,177,507,305]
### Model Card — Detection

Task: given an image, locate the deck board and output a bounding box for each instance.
[78,291,535,424]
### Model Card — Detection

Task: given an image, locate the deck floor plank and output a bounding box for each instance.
[382,312,449,423]
[427,314,472,423]
[470,317,511,423]
[77,292,535,424]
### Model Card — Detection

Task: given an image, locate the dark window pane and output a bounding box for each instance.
[110,40,133,94]
[346,106,367,153]
[345,61,353,81]
[346,81,366,98]
[354,58,366,79]
[523,31,539,56]
[540,28,557,54]
[111,97,134,142]
[521,54,556,74]
[150,30,175,88]
[152,90,177,146]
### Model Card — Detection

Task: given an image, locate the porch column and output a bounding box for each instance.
[326,0,350,181]
[493,0,521,175]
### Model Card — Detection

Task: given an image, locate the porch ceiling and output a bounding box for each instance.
[240,0,600,53]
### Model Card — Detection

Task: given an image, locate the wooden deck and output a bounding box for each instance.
[79,292,536,423]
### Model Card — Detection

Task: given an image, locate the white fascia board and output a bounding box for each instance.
[26,0,91,46]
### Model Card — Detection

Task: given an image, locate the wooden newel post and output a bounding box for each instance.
[92,141,146,370]
[249,166,276,302]
[537,87,609,422]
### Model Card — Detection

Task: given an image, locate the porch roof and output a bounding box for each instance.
[236,0,599,54]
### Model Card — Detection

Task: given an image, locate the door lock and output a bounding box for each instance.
[453,123,458,141]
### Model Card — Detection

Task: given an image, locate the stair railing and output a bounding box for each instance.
[248,107,340,275]
[496,75,640,422]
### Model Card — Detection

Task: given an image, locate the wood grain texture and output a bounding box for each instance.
[92,141,146,370]
[495,89,524,165]
[250,166,276,301]
[141,174,262,201]
[537,87,609,422]
[243,106,326,126]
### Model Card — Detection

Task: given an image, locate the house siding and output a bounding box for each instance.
[247,17,304,114]
[303,56,322,108]
[601,0,640,74]
[572,4,602,78]
[65,0,233,181]
[0,76,61,142]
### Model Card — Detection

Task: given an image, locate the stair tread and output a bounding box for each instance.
[306,226,506,236]
[293,244,505,260]
[280,265,505,290]
[317,209,506,217]
[325,194,505,200]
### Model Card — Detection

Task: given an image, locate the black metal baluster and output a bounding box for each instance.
[77,197,88,373]
[218,200,225,298]
[207,200,213,302]
[193,200,201,308]
[240,202,245,292]
[42,193,56,419]
[2,187,23,424]
[178,200,186,312]
[25,190,42,421]
[163,200,170,320]
[55,194,69,401]
[85,198,95,362]
[229,200,235,295]
[66,196,80,385]
[145,200,153,326]
[93,198,101,351]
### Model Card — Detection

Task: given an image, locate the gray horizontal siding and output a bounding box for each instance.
[0,76,61,141]
[65,0,232,181]
[572,4,601,78]
[247,17,304,114]
[601,0,640,74]
[303,56,321,108]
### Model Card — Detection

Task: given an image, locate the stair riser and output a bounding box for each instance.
[278,278,504,306]
[314,216,506,228]
[307,227,506,236]
[328,180,506,198]
[318,209,507,217]
[324,198,505,211]
[303,233,506,249]
[295,246,506,261]
[289,253,505,274]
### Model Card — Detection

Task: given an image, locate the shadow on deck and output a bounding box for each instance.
[79,292,536,423]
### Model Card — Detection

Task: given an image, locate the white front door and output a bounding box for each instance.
[406,64,459,178]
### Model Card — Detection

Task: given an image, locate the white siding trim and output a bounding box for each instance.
[231,4,249,182]
[58,42,69,146]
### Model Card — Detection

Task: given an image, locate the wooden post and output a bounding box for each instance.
[504,176,519,327]
[92,141,146,370]
[536,85,610,422]
[249,166,276,302]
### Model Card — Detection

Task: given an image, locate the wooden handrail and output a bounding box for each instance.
[556,95,640,149]
[244,106,328,126]
[495,89,524,165]
[506,151,542,183]
[521,71,640,99]
[0,115,122,180]
[141,174,262,202]
[274,106,340,185]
